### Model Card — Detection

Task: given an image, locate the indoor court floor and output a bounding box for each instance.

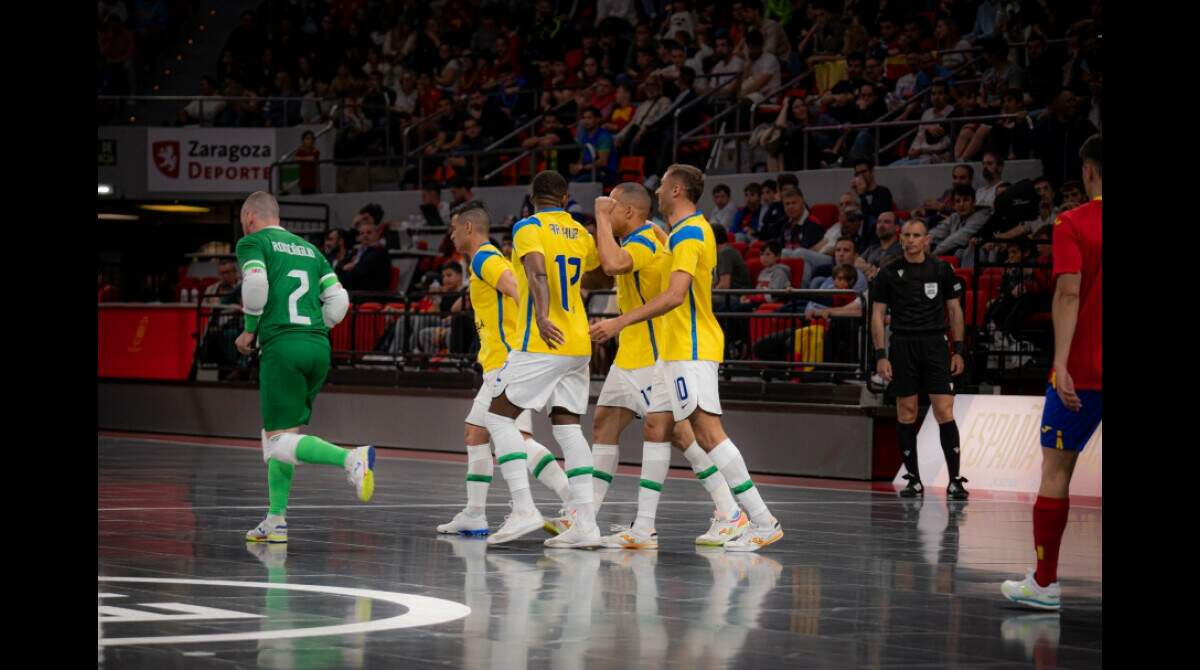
[98,432,1101,669]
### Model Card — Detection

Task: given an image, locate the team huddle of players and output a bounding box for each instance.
[435,165,781,551]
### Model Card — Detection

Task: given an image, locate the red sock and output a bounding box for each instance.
[1032,495,1070,587]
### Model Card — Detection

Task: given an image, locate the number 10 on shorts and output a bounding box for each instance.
[675,377,688,401]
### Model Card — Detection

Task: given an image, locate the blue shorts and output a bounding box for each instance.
[1039,384,1103,452]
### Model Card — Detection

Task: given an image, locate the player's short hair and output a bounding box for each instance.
[832,264,858,283]
[764,240,782,256]
[712,183,731,196]
[711,223,729,244]
[664,163,704,203]
[530,170,569,203]
[1079,134,1102,177]
[611,182,652,217]
[951,184,976,200]
[450,200,490,233]
[242,191,279,221]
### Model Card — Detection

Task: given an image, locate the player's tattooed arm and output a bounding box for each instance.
[593,196,634,275]
[522,252,565,348]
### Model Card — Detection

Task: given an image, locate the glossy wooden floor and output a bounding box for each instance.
[98,434,1101,669]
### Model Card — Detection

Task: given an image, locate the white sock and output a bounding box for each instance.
[551,424,596,524]
[264,432,302,465]
[485,412,536,514]
[526,439,571,503]
[709,439,772,527]
[682,442,739,518]
[591,443,619,509]
[465,443,492,517]
[634,441,671,533]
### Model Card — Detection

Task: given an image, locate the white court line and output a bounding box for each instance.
[98,500,1050,512]
[98,434,1102,510]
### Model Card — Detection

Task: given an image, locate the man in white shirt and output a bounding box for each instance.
[974,152,1005,209]
[707,31,745,100]
[738,0,790,62]
[893,79,955,165]
[739,30,780,105]
[184,76,226,124]
[709,183,736,230]
[595,0,638,28]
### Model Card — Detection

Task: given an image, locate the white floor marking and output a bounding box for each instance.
[97,576,471,646]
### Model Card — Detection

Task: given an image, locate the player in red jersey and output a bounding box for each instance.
[1001,135,1102,611]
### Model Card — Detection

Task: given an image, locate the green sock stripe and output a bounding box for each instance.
[566,466,594,478]
[465,474,493,483]
[497,452,528,465]
[731,479,755,495]
[532,453,557,478]
[695,465,719,480]
[639,479,664,492]
[592,470,614,483]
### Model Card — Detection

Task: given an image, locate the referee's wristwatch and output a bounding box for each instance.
[875,348,887,361]
[951,341,964,355]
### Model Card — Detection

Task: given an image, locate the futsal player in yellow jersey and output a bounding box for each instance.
[436,201,574,537]
[591,164,784,552]
[485,171,604,548]
[589,184,749,550]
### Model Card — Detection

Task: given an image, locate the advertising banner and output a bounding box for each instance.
[147,128,275,192]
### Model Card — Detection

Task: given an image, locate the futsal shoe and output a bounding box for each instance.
[1001,571,1062,611]
[724,517,783,552]
[899,474,924,498]
[346,445,376,502]
[437,510,489,536]
[601,524,659,549]
[544,510,601,548]
[544,508,573,536]
[947,476,970,500]
[696,508,750,546]
[245,517,288,543]
[486,506,546,545]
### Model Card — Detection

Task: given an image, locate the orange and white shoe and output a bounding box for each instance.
[724,517,783,552]
[600,524,659,550]
[695,508,750,546]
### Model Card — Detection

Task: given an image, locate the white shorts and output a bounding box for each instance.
[664,360,723,422]
[492,350,591,415]
[596,363,672,418]
[466,368,533,433]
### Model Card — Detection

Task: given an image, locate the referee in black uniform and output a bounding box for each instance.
[870,219,969,499]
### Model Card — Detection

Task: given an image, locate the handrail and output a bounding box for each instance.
[485,96,577,151]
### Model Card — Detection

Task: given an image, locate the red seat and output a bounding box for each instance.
[809,203,839,229]
[617,156,644,184]
[939,255,961,268]
[893,209,909,222]
[745,257,764,282]
[779,257,806,288]
[353,303,387,352]
[388,266,401,292]
[731,241,748,256]
[749,305,802,360]
[749,240,763,254]
[954,268,973,292]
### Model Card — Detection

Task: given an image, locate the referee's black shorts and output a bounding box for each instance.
[888,332,954,397]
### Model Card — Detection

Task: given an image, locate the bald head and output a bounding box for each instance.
[241,191,280,235]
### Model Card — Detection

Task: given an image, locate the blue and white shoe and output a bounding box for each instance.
[346,445,376,502]
[245,517,288,543]
[437,510,489,536]
[1001,570,1062,611]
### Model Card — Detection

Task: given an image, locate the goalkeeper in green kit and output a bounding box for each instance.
[235,191,377,544]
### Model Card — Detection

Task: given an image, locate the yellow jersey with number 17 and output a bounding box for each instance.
[468,243,518,372]
[613,222,670,370]
[663,211,724,362]
[512,208,600,357]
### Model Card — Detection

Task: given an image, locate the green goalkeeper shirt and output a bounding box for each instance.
[236,226,338,347]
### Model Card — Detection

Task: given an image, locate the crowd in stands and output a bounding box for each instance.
[98,1,194,99]
[162,0,1100,187]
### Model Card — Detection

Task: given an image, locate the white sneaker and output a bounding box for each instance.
[486,507,546,545]
[600,524,658,549]
[724,517,783,552]
[245,516,288,543]
[437,510,489,536]
[544,511,601,549]
[1001,570,1062,611]
[695,508,750,546]
[345,446,376,502]
[544,507,573,536]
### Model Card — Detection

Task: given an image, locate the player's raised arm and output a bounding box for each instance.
[593,196,635,275]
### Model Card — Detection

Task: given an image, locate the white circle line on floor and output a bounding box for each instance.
[97,577,471,646]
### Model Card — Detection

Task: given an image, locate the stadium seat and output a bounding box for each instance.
[388,266,401,292]
[893,209,909,221]
[809,203,838,229]
[746,257,764,282]
[954,268,973,292]
[731,241,748,256]
[780,257,806,288]
[939,255,960,268]
[354,303,387,352]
